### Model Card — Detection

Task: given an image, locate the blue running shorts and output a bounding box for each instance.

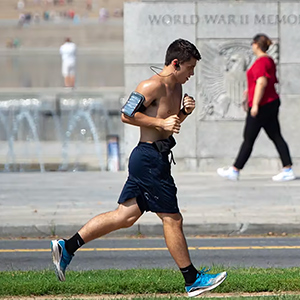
[118,137,179,213]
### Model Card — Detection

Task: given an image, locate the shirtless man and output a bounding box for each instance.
[51,39,227,297]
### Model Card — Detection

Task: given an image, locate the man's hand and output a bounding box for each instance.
[161,115,181,134]
[183,93,195,115]
[250,104,259,117]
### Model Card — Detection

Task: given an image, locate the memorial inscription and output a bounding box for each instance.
[148,14,300,26]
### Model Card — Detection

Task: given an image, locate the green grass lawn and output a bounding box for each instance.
[6,296,300,300]
[1,267,300,298]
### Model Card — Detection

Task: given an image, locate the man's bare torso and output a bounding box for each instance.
[138,75,182,143]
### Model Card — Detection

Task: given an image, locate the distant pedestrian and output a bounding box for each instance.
[217,33,295,182]
[59,37,76,88]
[17,0,25,10]
[18,13,25,26]
[99,7,108,22]
[86,0,92,10]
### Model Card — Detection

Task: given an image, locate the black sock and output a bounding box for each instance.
[180,264,199,286]
[64,232,85,255]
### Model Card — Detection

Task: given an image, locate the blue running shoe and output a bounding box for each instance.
[185,268,227,297]
[51,239,73,281]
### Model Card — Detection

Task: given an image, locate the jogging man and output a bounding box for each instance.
[51,38,227,297]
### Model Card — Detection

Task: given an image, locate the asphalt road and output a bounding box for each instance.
[1,237,300,272]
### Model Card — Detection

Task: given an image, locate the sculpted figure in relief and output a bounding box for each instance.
[197,41,279,120]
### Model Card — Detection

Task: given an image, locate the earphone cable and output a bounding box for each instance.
[150,65,174,77]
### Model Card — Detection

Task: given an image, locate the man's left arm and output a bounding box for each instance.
[178,93,195,123]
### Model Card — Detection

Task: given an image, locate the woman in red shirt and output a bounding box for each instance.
[217,34,295,181]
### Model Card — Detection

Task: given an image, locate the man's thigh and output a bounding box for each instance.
[117,198,143,220]
[156,212,182,222]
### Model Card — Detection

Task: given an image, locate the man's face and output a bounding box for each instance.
[176,57,198,84]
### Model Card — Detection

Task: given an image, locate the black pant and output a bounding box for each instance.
[234,99,292,170]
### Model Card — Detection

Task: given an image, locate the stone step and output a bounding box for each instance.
[0,0,131,20]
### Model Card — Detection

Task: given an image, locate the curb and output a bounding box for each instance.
[1,223,300,238]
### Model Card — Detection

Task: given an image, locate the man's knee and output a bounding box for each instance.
[118,214,138,228]
[115,200,141,228]
[160,213,183,227]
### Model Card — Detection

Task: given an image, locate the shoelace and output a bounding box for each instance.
[198,267,211,276]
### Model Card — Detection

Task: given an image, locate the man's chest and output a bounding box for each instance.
[158,93,181,116]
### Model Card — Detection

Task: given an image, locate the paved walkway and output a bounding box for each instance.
[1,171,300,238]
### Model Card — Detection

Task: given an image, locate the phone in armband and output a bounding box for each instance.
[121,91,145,117]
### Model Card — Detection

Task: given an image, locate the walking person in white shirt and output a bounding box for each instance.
[60,37,77,88]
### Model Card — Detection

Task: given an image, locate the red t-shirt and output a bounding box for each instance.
[247,56,279,107]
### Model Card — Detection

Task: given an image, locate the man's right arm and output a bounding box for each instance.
[121,112,163,130]
[121,80,163,130]
[122,113,181,134]
[121,80,181,134]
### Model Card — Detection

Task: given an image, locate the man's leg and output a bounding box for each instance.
[63,76,69,87]
[157,212,191,268]
[69,75,75,87]
[79,198,142,243]
[51,198,142,281]
[68,65,76,87]
[62,63,69,87]
[157,212,227,297]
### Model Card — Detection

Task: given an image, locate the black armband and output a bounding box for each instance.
[181,107,192,115]
[137,104,147,113]
[121,91,145,117]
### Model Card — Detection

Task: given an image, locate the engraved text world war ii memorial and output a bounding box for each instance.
[123,0,300,172]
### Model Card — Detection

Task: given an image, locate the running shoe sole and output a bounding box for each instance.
[51,240,65,281]
[272,175,296,181]
[187,271,227,297]
[217,169,238,181]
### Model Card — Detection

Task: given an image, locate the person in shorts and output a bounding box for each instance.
[59,37,76,88]
[51,38,227,297]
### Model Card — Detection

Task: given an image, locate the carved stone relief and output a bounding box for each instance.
[197,40,279,120]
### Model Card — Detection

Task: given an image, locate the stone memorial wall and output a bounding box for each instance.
[123,0,300,172]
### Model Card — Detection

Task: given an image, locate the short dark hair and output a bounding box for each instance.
[165,38,201,66]
[252,34,272,52]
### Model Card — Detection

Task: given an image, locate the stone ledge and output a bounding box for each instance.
[1,223,300,239]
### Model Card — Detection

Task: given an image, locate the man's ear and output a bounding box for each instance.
[173,60,180,70]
